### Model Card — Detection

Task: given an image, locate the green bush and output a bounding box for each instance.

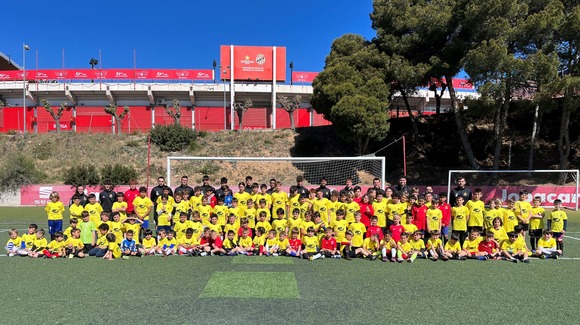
[0,153,46,199]
[63,164,100,186]
[100,164,138,186]
[149,124,198,152]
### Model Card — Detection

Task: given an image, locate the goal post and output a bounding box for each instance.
[447,169,579,211]
[166,156,386,191]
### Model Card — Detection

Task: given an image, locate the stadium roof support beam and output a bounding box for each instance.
[65,86,76,105]
[25,89,37,105]
[147,86,155,105]
[106,86,115,105]
[189,87,195,105]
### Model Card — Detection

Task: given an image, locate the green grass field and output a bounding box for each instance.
[1,207,579,324]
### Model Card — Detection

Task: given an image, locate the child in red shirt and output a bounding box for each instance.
[477,231,500,260]
[320,227,340,258]
[389,214,405,243]
[287,228,302,258]
[366,216,384,240]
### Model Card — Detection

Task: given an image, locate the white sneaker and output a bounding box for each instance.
[272,253,279,257]
[200,252,208,256]
[8,253,14,257]
[320,254,325,259]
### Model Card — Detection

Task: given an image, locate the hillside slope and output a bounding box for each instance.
[0,108,578,187]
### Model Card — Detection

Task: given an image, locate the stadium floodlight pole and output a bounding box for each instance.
[230,45,235,130]
[221,65,230,130]
[212,59,217,83]
[22,43,30,134]
[289,61,293,85]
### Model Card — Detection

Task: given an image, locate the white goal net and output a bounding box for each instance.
[447,169,579,210]
[166,156,386,190]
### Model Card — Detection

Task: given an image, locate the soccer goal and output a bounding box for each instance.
[447,169,579,210]
[166,156,386,190]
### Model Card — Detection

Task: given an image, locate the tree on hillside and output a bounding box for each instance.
[233,98,253,130]
[165,99,182,125]
[311,34,390,155]
[462,0,561,170]
[104,104,130,135]
[371,0,480,169]
[278,95,302,130]
[41,99,66,134]
[551,1,580,178]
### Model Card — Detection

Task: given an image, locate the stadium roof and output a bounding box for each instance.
[0,52,21,71]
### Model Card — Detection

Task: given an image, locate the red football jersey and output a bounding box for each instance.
[237,227,253,238]
[289,238,302,251]
[366,226,384,240]
[478,240,498,254]
[389,225,405,243]
[412,205,428,230]
[321,237,337,250]
[438,203,452,226]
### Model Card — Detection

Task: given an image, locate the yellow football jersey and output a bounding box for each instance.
[45,201,65,220]
[348,222,366,247]
[466,200,485,227]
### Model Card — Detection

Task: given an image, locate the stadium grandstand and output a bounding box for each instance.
[0,45,477,134]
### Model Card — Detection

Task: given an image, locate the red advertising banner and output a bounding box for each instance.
[220,45,286,81]
[0,69,213,81]
[430,186,577,209]
[452,78,474,90]
[21,185,131,206]
[292,71,318,83]
[20,184,577,208]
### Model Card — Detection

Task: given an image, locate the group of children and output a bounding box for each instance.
[4,181,569,262]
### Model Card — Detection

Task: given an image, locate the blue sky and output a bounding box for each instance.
[2,0,376,73]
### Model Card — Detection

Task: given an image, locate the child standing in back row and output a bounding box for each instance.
[45,191,65,241]
[547,199,567,253]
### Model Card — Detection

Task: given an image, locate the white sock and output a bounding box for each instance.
[179,247,187,254]
[312,253,322,260]
[391,248,396,257]
[381,248,386,257]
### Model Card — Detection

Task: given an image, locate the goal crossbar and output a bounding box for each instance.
[167,156,386,189]
[447,169,579,211]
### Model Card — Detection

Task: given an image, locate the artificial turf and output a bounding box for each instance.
[0,207,579,324]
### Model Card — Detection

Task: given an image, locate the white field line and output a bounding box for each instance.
[564,235,580,241]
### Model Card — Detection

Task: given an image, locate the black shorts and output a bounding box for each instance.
[65,248,83,257]
[519,223,529,231]
[467,226,483,234]
[529,229,542,237]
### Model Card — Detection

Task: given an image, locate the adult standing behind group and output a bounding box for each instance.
[214,177,229,199]
[69,185,89,207]
[316,177,331,199]
[450,177,472,207]
[295,176,308,197]
[99,180,116,213]
[151,177,172,224]
[175,175,195,196]
[393,176,409,195]
[199,175,215,195]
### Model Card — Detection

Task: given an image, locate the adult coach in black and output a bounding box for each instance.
[214,177,229,199]
[151,177,172,224]
[450,177,472,207]
[316,177,331,199]
[200,175,215,195]
[295,175,308,197]
[69,185,89,207]
[99,179,116,213]
[393,175,409,194]
[175,175,194,197]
